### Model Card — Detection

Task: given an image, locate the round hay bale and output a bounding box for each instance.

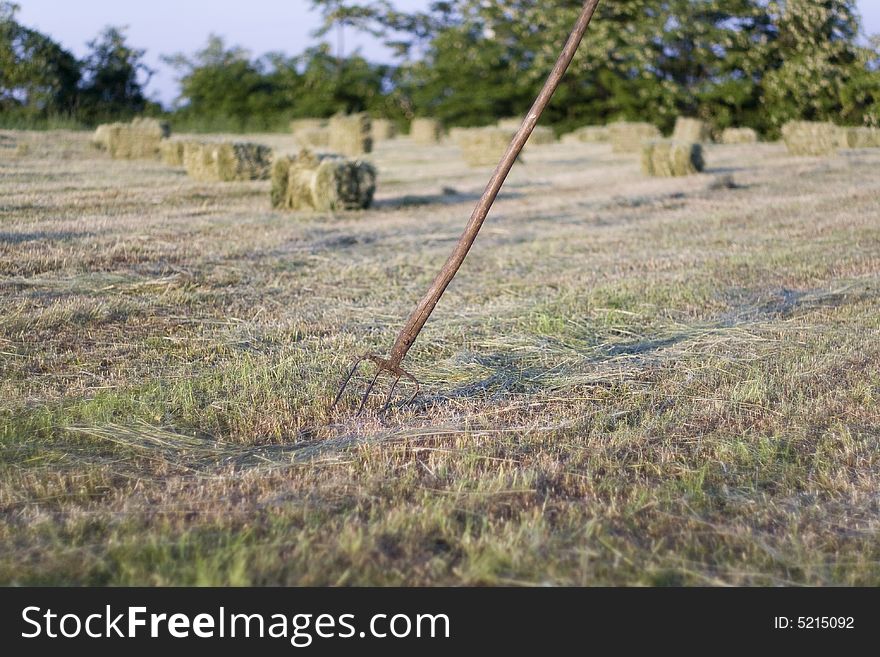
[328,112,372,157]
[781,121,839,156]
[672,117,712,143]
[295,128,330,148]
[642,140,704,177]
[608,122,661,153]
[720,127,758,144]
[410,118,443,144]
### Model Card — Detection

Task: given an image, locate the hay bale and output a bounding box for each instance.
[458,127,514,167]
[160,139,186,167]
[292,119,330,148]
[271,155,296,208]
[328,112,372,157]
[527,126,556,146]
[781,121,839,156]
[290,118,326,134]
[448,127,469,145]
[561,126,609,144]
[410,118,443,144]
[184,141,273,182]
[608,121,661,153]
[641,140,704,177]
[837,126,880,149]
[372,118,397,141]
[672,117,712,143]
[295,128,330,148]
[720,127,758,144]
[101,117,170,160]
[272,150,377,212]
[497,117,523,130]
[92,123,117,150]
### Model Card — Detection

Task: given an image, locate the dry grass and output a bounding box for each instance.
[2,128,880,585]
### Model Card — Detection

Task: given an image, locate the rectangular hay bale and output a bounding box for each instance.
[672,117,712,143]
[781,121,839,156]
[561,125,609,144]
[410,118,443,144]
[720,127,758,144]
[527,126,556,146]
[272,150,377,212]
[371,118,397,141]
[837,126,880,149]
[160,139,186,167]
[641,140,704,177]
[328,112,373,157]
[102,117,170,160]
[458,127,515,167]
[608,121,661,153]
[184,141,273,182]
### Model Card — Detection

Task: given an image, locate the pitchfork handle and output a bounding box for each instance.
[387,0,601,366]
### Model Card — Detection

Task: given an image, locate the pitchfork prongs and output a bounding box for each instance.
[331,354,420,416]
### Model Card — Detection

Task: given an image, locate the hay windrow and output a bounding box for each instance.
[328,113,373,157]
[457,127,515,167]
[781,121,839,156]
[410,118,443,144]
[184,141,273,182]
[837,126,880,149]
[641,140,704,177]
[272,149,377,212]
[371,118,397,141]
[608,121,661,153]
[561,125,609,144]
[672,117,712,143]
[721,127,758,144]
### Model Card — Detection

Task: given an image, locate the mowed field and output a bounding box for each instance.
[2,128,880,585]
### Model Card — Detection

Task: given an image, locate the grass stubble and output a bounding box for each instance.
[1,129,879,585]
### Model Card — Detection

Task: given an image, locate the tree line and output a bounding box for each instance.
[2,0,878,136]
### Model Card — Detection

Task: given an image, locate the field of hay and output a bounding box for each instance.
[2,128,880,585]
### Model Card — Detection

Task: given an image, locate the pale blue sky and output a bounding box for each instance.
[15,0,880,108]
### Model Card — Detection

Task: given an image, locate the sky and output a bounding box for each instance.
[15,0,880,108]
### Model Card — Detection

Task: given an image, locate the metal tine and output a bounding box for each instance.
[356,368,383,416]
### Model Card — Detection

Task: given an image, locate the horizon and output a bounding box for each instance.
[14,0,880,109]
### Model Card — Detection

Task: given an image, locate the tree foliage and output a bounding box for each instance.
[1,0,878,134]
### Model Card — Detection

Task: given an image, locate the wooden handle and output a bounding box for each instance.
[388,0,602,366]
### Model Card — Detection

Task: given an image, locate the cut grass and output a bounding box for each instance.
[1,130,879,585]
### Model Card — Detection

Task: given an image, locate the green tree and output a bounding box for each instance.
[163,35,285,131]
[762,0,876,129]
[0,2,80,117]
[78,26,154,121]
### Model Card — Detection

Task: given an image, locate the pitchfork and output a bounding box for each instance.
[332,0,602,415]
